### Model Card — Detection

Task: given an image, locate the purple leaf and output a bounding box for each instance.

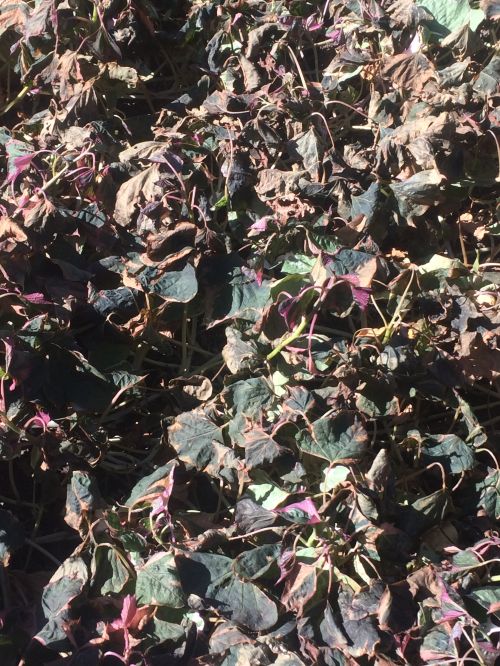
[275,498,321,525]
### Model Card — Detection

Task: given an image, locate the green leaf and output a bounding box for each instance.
[225,377,274,418]
[320,465,350,492]
[233,544,280,581]
[65,471,103,533]
[91,545,132,595]
[476,470,500,520]
[401,490,452,537]
[281,255,316,275]
[246,471,289,509]
[355,378,399,418]
[209,269,271,326]
[168,409,239,481]
[143,607,186,647]
[176,551,277,631]
[37,557,89,652]
[126,461,177,507]
[417,0,474,37]
[422,434,475,474]
[296,412,367,463]
[467,586,500,623]
[42,557,89,619]
[139,263,198,303]
[135,552,185,607]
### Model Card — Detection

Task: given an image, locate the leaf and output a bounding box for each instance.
[476,470,500,519]
[222,327,258,374]
[114,164,160,226]
[233,544,280,581]
[168,410,239,481]
[176,551,278,631]
[349,183,389,241]
[91,545,132,595]
[225,377,274,418]
[255,169,308,200]
[422,434,475,474]
[296,412,368,463]
[246,472,289,510]
[281,563,320,615]
[327,250,378,288]
[320,466,350,492]
[399,490,452,537]
[390,169,444,221]
[209,276,271,326]
[467,586,500,622]
[355,379,399,418]
[234,498,277,532]
[290,128,323,182]
[241,427,283,468]
[281,255,316,275]
[42,557,89,619]
[36,556,89,652]
[275,498,321,525]
[381,53,436,93]
[417,0,475,37]
[126,461,177,508]
[136,552,185,608]
[143,608,186,646]
[139,263,198,303]
[5,139,34,186]
[65,471,103,533]
[420,625,455,662]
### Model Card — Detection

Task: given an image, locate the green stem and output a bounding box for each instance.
[267,315,308,360]
[0,83,31,115]
[382,270,415,344]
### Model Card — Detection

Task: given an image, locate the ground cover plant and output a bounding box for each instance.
[0,0,499,663]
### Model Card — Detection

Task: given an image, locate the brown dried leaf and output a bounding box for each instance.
[113,164,160,226]
[382,52,436,93]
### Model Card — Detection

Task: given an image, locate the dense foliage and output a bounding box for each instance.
[0,0,499,664]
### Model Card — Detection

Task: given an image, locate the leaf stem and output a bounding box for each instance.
[0,83,31,115]
[267,315,308,360]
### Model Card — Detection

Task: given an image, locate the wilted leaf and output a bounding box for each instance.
[114,165,161,226]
